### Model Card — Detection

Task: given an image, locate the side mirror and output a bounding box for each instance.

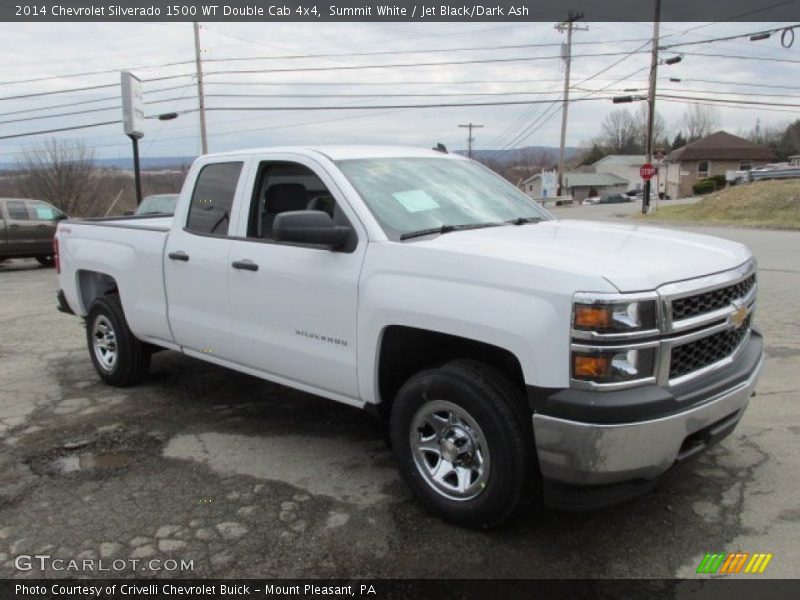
[273,210,351,250]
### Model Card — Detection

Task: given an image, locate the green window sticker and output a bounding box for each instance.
[392,189,440,213]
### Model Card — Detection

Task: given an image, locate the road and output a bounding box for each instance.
[1,209,798,579]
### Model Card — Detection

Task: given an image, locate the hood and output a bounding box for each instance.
[416,219,751,292]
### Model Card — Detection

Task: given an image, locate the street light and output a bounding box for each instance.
[750,32,771,41]
[663,55,682,65]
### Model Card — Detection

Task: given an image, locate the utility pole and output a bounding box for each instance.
[643,0,661,214]
[555,12,588,197]
[459,122,484,158]
[193,21,209,154]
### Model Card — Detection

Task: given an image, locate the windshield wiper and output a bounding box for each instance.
[400,222,501,241]
[507,216,542,225]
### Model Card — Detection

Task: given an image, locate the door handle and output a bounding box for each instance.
[231,260,259,272]
[168,251,190,262]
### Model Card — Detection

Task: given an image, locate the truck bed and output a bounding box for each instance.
[57,215,175,348]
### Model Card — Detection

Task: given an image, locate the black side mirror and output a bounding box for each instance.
[273,210,352,250]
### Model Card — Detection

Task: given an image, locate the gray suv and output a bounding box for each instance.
[1,198,67,266]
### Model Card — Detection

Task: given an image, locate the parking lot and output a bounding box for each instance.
[1,209,799,578]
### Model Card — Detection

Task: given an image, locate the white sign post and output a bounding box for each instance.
[121,71,144,205]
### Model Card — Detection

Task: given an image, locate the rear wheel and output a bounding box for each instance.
[86,295,150,387]
[390,359,538,528]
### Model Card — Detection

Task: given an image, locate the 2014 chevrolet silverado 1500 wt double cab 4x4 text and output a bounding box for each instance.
[54,146,763,527]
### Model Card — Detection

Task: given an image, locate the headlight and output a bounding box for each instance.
[573,299,657,334]
[572,347,657,384]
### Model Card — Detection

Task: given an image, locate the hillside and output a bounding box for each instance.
[640,180,800,230]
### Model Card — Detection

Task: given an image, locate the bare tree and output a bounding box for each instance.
[682,104,720,142]
[14,138,105,216]
[599,109,639,153]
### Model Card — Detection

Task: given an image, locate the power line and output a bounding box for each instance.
[202,51,648,77]
[657,93,800,108]
[205,97,614,112]
[0,120,122,140]
[0,96,197,126]
[679,50,800,63]
[658,77,800,91]
[659,23,799,49]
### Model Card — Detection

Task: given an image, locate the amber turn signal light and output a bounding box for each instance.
[573,355,612,378]
[574,305,612,329]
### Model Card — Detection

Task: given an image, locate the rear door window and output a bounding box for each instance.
[185,162,244,236]
[5,200,30,220]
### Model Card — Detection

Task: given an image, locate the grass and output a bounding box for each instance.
[637,179,800,230]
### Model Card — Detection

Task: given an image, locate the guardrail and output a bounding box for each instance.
[748,168,800,182]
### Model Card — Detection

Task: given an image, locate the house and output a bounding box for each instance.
[562,172,628,201]
[664,131,776,199]
[593,154,665,196]
[520,170,557,198]
[520,170,627,201]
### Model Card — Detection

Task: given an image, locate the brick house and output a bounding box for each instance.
[664,131,776,199]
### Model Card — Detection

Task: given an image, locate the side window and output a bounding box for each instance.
[6,200,30,220]
[29,203,61,220]
[246,161,346,241]
[185,162,243,236]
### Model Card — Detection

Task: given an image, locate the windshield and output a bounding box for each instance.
[136,194,178,215]
[336,157,551,241]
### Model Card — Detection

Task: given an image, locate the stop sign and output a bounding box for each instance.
[640,163,656,180]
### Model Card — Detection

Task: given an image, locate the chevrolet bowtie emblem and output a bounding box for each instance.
[729,302,748,329]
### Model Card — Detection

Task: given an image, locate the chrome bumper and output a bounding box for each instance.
[532,354,763,486]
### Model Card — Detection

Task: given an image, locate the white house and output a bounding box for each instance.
[593,155,665,196]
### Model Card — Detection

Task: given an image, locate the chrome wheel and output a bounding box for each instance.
[410,399,491,501]
[92,315,118,371]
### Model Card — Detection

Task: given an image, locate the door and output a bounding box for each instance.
[164,160,245,359]
[227,159,365,400]
[2,200,38,256]
[27,201,64,255]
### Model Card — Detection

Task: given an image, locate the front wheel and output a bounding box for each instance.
[390,360,538,528]
[86,295,150,387]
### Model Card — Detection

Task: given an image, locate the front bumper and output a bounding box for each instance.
[531,331,763,489]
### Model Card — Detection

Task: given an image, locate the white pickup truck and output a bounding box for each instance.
[55,146,763,527]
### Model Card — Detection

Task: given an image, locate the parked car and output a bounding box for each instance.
[1,198,66,266]
[598,193,632,204]
[54,146,763,527]
[135,193,179,216]
[581,196,601,206]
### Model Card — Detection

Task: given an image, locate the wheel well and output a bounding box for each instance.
[77,270,119,314]
[377,326,525,417]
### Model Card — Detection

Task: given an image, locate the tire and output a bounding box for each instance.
[36,255,54,267]
[86,295,150,387]
[390,359,538,528]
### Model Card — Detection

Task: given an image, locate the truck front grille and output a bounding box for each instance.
[669,316,751,380]
[671,274,756,322]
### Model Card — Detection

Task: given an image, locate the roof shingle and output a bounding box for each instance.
[666,131,776,162]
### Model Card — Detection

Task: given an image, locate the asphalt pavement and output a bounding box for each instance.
[1,206,798,578]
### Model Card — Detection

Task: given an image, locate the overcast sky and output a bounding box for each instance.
[0,20,797,163]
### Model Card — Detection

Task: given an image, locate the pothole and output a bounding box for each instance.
[26,429,163,477]
[49,452,134,474]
